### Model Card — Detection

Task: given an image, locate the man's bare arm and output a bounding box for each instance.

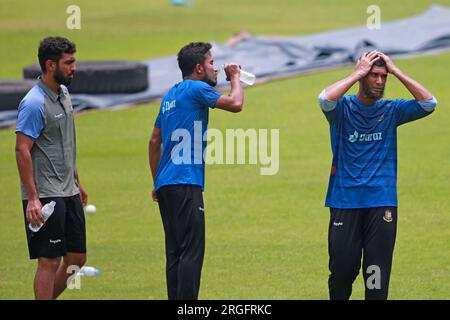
[215,63,244,113]
[15,132,44,226]
[149,127,162,201]
[378,52,433,101]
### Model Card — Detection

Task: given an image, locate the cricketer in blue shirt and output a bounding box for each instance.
[148,42,244,300]
[319,50,437,300]
[319,53,437,209]
[153,80,221,191]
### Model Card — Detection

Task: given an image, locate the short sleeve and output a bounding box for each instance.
[15,99,45,140]
[318,89,338,112]
[194,82,222,109]
[393,99,434,126]
[322,95,345,125]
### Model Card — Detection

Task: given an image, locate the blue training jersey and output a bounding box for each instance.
[154,80,222,191]
[320,94,436,208]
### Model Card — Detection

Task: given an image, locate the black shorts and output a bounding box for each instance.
[23,195,86,260]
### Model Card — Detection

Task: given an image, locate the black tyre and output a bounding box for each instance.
[0,80,37,111]
[23,61,149,94]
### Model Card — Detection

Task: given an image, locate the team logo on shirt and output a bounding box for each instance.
[383,209,393,223]
[162,100,176,114]
[348,131,359,143]
[348,130,383,143]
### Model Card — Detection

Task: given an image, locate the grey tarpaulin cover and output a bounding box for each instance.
[1,4,449,128]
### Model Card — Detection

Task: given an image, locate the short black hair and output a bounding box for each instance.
[38,36,76,73]
[177,42,212,78]
[373,57,386,67]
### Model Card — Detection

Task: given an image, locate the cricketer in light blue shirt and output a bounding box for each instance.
[319,91,437,208]
[154,80,222,191]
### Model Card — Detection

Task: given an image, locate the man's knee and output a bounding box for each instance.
[330,259,361,284]
[38,257,62,271]
[63,253,87,268]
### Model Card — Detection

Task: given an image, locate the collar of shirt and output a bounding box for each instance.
[37,77,66,103]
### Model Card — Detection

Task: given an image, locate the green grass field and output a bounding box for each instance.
[0,0,449,299]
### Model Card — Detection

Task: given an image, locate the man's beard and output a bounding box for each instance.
[54,67,72,86]
[204,73,217,87]
[362,82,384,100]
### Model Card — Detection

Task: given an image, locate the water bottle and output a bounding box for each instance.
[171,0,192,6]
[239,69,256,86]
[78,266,100,277]
[28,201,56,232]
[221,65,256,86]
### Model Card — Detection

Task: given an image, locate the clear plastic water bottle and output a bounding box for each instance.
[29,201,56,232]
[221,65,256,86]
[239,69,256,86]
[78,266,100,277]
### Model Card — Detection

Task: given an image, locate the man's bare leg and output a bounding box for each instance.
[34,257,61,300]
[53,252,86,299]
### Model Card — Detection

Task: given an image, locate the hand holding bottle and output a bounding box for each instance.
[26,199,44,229]
[29,201,56,232]
[222,64,256,85]
[223,63,240,82]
